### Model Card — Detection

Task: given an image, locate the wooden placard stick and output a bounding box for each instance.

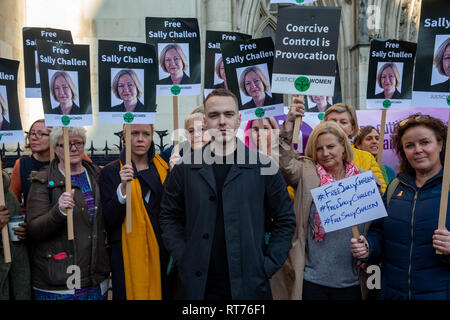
[63,127,74,241]
[377,109,387,168]
[173,96,179,150]
[292,95,305,144]
[49,142,55,161]
[0,157,11,263]
[125,124,132,233]
[351,225,360,239]
[436,110,450,254]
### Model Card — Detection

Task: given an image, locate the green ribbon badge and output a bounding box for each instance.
[296,0,305,3]
[61,115,70,126]
[318,113,324,121]
[255,107,265,118]
[294,76,310,92]
[382,99,391,109]
[123,112,134,123]
[447,95,450,106]
[171,85,181,95]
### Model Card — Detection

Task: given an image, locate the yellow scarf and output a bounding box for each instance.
[120,154,168,300]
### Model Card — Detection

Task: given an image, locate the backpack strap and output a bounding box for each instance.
[386,177,400,208]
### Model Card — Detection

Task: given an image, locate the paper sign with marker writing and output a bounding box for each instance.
[310,171,387,233]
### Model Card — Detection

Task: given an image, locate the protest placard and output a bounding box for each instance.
[98,40,157,125]
[310,171,387,234]
[366,39,416,110]
[204,31,251,98]
[0,58,24,142]
[37,41,92,127]
[0,58,24,262]
[412,0,450,108]
[22,27,73,98]
[271,6,341,96]
[145,17,201,97]
[221,37,283,121]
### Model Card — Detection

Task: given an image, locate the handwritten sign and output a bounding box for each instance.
[310,171,387,233]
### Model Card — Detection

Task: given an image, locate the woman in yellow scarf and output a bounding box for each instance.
[99,124,175,300]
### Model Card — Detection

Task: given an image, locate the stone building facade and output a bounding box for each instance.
[0,0,422,157]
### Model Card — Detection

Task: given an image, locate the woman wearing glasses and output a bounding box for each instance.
[111,69,145,113]
[11,119,51,215]
[26,126,110,300]
[350,114,450,300]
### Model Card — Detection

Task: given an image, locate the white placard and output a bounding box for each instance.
[270,0,316,3]
[310,171,387,233]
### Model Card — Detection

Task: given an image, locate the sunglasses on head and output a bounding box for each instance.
[398,115,430,128]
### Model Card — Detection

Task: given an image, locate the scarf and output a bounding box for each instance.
[120,154,168,300]
[314,161,360,242]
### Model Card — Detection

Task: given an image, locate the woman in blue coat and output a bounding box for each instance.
[350,114,450,299]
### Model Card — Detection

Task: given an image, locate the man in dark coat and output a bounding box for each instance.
[160,88,295,300]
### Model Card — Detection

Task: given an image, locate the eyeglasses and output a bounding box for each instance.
[27,131,50,139]
[55,141,84,150]
[398,115,430,128]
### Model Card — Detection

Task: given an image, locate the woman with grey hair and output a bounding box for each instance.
[239,65,274,109]
[431,37,450,92]
[158,43,190,85]
[26,126,110,300]
[111,69,144,112]
[49,71,80,115]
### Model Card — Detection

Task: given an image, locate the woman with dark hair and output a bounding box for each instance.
[354,125,396,184]
[350,114,450,300]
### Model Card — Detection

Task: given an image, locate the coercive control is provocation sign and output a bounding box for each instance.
[271,6,341,96]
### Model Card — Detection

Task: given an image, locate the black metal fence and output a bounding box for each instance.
[1,130,171,168]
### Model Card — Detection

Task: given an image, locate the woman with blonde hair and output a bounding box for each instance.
[0,92,10,130]
[239,65,274,109]
[159,44,190,85]
[431,37,450,92]
[271,97,380,300]
[111,69,144,112]
[324,103,387,193]
[49,71,79,115]
[374,63,402,99]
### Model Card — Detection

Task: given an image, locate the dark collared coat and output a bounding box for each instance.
[160,141,295,299]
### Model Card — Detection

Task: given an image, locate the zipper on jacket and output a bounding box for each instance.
[408,190,418,300]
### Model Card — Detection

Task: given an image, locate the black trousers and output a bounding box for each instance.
[302,280,362,300]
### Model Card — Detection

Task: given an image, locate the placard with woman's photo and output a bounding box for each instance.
[98,40,157,124]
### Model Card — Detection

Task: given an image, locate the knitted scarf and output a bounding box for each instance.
[120,154,168,300]
[314,161,360,242]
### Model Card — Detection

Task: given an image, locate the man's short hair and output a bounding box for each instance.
[204,88,239,111]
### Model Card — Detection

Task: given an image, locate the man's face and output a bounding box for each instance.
[204,95,241,145]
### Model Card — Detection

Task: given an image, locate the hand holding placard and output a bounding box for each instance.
[289,95,305,144]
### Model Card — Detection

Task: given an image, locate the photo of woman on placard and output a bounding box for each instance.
[111,69,144,113]
[158,43,190,85]
[0,90,11,131]
[239,65,274,109]
[213,55,228,89]
[307,96,332,112]
[430,36,450,92]
[49,70,80,115]
[374,62,402,99]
